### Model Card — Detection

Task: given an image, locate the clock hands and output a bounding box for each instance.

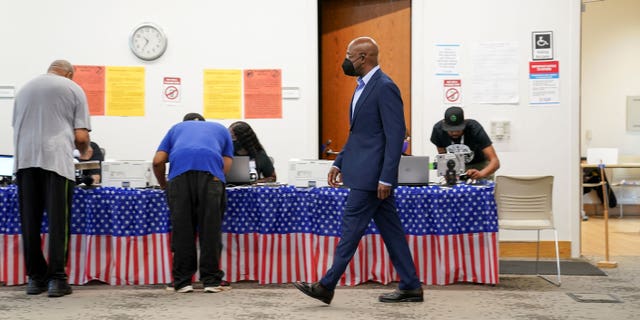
[142,36,149,50]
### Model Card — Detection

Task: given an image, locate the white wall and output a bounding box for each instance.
[0,0,319,179]
[0,0,583,256]
[412,0,582,256]
[582,0,640,157]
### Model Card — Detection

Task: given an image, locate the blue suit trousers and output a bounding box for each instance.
[320,188,421,290]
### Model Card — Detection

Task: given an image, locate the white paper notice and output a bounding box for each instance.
[435,44,461,76]
[529,77,559,105]
[471,42,519,104]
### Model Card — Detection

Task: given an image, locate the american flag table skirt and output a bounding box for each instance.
[0,184,498,286]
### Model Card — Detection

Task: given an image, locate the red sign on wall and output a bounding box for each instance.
[529,61,559,74]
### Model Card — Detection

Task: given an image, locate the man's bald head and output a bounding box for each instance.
[346,37,379,76]
[48,60,74,79]
[348,37,379,58]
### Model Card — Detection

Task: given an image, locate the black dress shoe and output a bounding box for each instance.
[48,279,73,298]
[378,287,424,303]
[294,281,334,305]
[26,278,47,295]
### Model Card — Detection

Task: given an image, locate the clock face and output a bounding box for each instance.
[129,23,167,61]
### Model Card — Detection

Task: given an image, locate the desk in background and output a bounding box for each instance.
[581,163,640,268]
[0,184,498,286]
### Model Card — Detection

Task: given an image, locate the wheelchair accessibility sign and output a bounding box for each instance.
[532,31,553,60]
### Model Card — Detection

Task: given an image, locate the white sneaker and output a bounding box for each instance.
[204,285,232,293]
[175,285,194,293]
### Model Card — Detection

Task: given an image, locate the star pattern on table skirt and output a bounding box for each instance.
[1,184,497,237]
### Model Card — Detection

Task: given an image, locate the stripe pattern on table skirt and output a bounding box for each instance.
[2,231,498,286]
[1,234,24,286]
[67,233,173,285]
[219,231,499,286]
[0,233,173,286]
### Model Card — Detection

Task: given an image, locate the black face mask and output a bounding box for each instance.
[233,140,243,154]
[341,58,359,77]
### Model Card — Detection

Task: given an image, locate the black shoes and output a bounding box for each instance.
[378,287,424,303]
[294,281,423,304]
[26,278,47,295]
[47,279,73,298]
[294,281,334,305]
[27,278,72,297]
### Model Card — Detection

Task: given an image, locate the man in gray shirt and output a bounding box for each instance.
[12,60,91,298]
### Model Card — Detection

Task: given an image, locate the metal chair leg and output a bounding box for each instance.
[536,229,561,287]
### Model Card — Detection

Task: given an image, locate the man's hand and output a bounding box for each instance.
[377,183,392,200]
[78,145,93,161]
[327,167,342,188]
[466,168,484,180]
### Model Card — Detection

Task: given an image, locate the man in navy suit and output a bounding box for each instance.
[294,37,423,304]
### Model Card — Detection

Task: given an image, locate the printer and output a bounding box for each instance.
[101,160,159,188]
[288,159,333,187]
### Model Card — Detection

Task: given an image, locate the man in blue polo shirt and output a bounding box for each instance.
[152,112,233,293]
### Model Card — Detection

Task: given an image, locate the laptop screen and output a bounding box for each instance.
[0,155,14,177]
[397,156,430,186]
[225,156,251,185]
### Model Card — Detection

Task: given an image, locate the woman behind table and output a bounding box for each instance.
[228,121,276,183]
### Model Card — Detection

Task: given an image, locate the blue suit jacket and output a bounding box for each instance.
[333,69,406,191]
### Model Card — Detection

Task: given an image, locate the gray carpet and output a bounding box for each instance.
[499,260,607,276]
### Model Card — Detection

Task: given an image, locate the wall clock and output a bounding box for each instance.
[129,22,168,61]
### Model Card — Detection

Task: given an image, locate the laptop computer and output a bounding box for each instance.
[0,155,14,177]
[225,156,252,185]
[0,155,14,185]
[397,156,430,186]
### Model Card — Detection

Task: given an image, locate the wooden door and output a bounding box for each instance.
[319,0,411,159]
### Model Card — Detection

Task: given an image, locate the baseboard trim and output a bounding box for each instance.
[499,241,571,259]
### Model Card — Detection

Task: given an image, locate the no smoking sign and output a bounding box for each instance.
[443,79,462,105]
[165,86,179,99]
[163,77,182,103]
